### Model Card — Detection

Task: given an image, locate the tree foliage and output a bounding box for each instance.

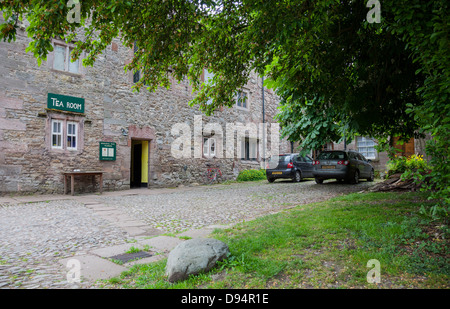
[1,0,448,216]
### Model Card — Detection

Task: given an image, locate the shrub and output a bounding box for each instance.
[236,169,266,182]
[386,154,431,176]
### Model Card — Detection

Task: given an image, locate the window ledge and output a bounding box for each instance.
[45,108,86,117]
[50,68,83,78]
[236,106,249,112]
[240,159,259,164]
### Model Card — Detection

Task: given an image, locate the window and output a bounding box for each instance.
[203,137,216,157]
[295,156,312,163]
[51,120,63,149]
[133,42,140,83]
[357,136,377,159]
[67,122,78,150]
[317,151,347,160]
[52,43,80,74]
[236,90,249,110]
[240,138,258,161]
[203,69,214,105]
[50,119,80,151]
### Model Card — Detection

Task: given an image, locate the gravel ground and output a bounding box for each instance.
[0,179,375,289]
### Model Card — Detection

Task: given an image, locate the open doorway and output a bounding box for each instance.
[130,140,149,188]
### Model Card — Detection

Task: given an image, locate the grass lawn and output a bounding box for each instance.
[101,191,449,289]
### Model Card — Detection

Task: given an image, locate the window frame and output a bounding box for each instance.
[240,137,258,161]
[133,41,141,83]
[52,42,81,74]
[51,119,63,150]
[236,89,250,111]
[202,69,215,106]
[356,136,377,160]
[47,114,83,153]
[66,121,78,151]
[49,39,83,76]
[203,136,216,158]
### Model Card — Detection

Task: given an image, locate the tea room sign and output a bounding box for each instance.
[47,93,85,114]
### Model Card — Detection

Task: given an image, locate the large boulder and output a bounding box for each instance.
[165,238,230,283]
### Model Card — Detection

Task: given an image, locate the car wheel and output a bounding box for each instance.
[268,178,275,183]
[351,170,359,184]
[293,171,302,182]
[315,177,323,184]
[367,169,374,182]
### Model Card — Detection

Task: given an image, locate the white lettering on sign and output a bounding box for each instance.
[51,98,64,107]
[49,98,82,111]
[67,102,82,110]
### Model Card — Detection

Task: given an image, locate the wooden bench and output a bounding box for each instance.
[63,171,103,196]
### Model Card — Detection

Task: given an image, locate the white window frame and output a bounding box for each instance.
[357,136,377,160]
[51,119,63,149]
[52,41,81,74]
[203,137,216,158]
[66,122,78,151]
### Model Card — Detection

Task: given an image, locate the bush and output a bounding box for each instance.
[386,154,431,176]
[236,169,266,182]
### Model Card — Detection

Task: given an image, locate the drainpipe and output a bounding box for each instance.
[262,76,265,166]
[344,123,347,151]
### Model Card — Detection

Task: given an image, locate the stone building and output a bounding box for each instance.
[317,134,427,177]
[0,19,291,195]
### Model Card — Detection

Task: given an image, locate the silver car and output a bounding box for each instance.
[312,150,375,184]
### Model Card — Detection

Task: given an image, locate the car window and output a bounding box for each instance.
[355,153,363,161]
[348,152,356,160]
[305,156,313,163]
[295,156,304,162]
[317,151,347,160]
[359,154,367,161]
[269,155,291,162]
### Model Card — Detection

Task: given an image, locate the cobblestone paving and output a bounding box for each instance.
[0,180,374,289]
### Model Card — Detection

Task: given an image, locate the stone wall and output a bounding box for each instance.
[0,19,290,195]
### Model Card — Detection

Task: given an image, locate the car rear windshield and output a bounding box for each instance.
[317,151,347,160]
[269,155,291,162]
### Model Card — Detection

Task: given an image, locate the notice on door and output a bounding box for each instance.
[99,142,116,161]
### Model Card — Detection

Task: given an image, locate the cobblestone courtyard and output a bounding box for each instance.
[0,180,375,289]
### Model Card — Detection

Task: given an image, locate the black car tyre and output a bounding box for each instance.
[351,170,359,184]
[293,170,302,182]
[267,178,275,183]
[315,177,323,184]
[367,169,374,182]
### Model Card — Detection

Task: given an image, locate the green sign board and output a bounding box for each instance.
[47,93,85,113]
[99,142,116,161]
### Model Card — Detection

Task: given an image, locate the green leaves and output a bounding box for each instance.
[0,0,448,216]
